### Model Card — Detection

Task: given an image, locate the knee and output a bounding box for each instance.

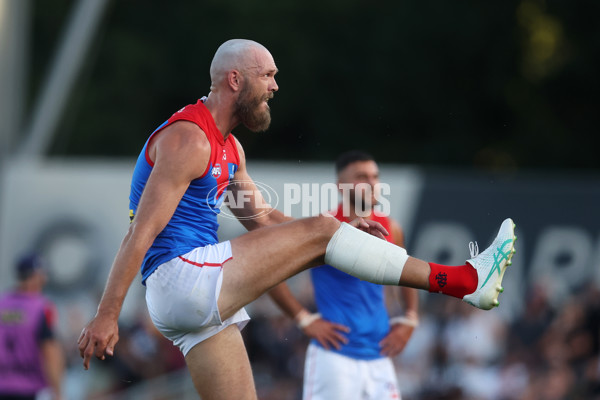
[311,214,341,239]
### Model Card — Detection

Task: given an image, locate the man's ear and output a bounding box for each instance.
[228,70,242,91]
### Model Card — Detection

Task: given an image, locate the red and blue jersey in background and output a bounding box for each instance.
[311,204,395,360]
[129,98,240,283]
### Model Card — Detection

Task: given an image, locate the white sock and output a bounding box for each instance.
[324,222,408,285]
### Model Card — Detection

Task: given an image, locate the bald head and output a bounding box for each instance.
[210,39,270,88]
[205,39,279,133]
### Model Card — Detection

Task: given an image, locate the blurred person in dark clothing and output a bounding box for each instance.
[0,254,64,400]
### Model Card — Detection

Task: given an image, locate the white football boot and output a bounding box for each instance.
[463,218,516,310]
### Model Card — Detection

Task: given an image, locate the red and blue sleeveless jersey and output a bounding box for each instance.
[129,99,240,283]
[310,204,395,360]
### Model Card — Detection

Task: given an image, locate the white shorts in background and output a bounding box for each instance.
[303,343,401,400]
[145,241,250,356]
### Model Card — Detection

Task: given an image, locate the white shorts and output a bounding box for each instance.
[145,241,250,356]
[303,343,401,400]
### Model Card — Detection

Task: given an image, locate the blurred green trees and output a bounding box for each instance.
[30,0,600,170]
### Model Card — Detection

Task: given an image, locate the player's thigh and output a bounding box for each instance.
[146,242,250,341]
[185,324,256,400]
[303,343,363,400]
[219,216,340,319]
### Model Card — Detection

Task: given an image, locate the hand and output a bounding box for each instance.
[349,217,389,240]
[379,323,414,357]
[77,312,119,370]
[303,318,350,351]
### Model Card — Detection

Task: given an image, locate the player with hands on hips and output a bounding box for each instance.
[269,151,419,400]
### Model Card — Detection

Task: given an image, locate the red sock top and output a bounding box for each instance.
[428,262,478,299]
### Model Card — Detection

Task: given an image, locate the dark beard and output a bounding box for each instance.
[235,85,272,132]
[348,191,372,213]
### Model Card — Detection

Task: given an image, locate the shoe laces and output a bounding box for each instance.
[469,241,479,258]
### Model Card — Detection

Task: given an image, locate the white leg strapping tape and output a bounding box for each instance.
[324,222,408,285]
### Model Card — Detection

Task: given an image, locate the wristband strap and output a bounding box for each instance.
[295,309,322,329]
[389,315,419,328]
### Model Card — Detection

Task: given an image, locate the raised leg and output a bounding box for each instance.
[218,215,515,320]
[218,215,341,320]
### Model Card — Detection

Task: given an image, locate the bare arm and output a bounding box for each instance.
[40,339,65,399]
[268,282,350,350]
[78,122,211,369]
[227,138,292,230]
[268,282,305,319]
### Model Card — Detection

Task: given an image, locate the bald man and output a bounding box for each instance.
[78,39,516,400]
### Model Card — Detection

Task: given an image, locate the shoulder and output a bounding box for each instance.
[232,136,245,157]
[231,136,247,168]
[32,294,53,310]
[157,121,210,146]
[41,301,57,328]
[150,121,212,179]
[388,218,405,246]
[151,121,211,161]
[388,218,402,231]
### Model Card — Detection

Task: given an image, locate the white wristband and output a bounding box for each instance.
[389,315,419,328]
[295,309,322,329]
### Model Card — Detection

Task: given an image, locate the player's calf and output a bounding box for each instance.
[325,217,516,311]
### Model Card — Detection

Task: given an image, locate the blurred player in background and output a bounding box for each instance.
[270,151,418,400]
[0,253,65,400]
[78,39,516,400]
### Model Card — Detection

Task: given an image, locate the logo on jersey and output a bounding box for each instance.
[1,310,23,324]
[211,164,222,178]
[222,149,227,160]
